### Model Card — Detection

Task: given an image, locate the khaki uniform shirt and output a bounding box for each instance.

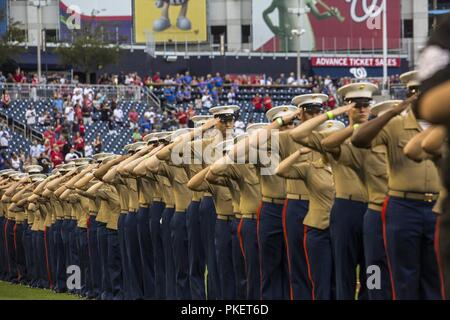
[126,178,140,212]
[371,110,441,194]
[337,136,388,211]
[158,175,175,208]
[283,159,335,230]
[216,161,262,215]
[279,131,321,199]
[138,177,154,208]
[158,162,192,212]
[301,131,368,202]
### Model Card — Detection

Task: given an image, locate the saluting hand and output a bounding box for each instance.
[281,108,302,125]
[201,118,218,132]
[331,103,355,117]
[392,94,418,115]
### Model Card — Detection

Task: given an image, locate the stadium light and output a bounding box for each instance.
[291,28,305,82]
[28,0,50,83]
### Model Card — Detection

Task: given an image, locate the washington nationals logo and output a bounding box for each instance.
[345,0,385,23]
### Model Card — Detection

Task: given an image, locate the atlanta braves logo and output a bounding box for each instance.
[345,0,385,23]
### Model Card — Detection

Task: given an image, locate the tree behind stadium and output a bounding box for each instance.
[0,9,26,68]
[55,22,121,84]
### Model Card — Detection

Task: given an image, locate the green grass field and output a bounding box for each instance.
[0,281,82,300]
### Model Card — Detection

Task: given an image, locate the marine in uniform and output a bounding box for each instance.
[414,17,450,299]
[210,127,264,300]
[276,121,343,299]
[352,72,442,300]
[290,84,378,300]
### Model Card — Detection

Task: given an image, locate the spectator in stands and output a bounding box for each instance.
[227,88,236,104]
[82,101,93,126]
[79,120,85,137]
[30,140,45,159]
[202,90,213,109]
[73,132,85,156]
[74,103,83,123]
[9,152,21,170]
[287,72,296,85]
[0,132,9,151]
[152,72,161,83]
[128,107,139,129]
[37,152,52,174]
[194,94,203,110]
[0,72,6,83]
[65,147,79,162]
[93,135,102,154]
[25,105,37,126]
[263,94,273,111]
[53,93,64,114]
[327,94,337,109]
[100,103,111,122]
[183,71,193,85]
[65,103,75,127]
[252,93,263,112]
[84,142,94,157]
[187,105,195,128]
[164,86,176,106]
[132,128,142,142]
[0,152,6,170]
[113,106,124,126]
[1,90,11,109]
[177,107,188,128]
[72,86,83,105]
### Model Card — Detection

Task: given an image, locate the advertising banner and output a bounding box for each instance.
[134,0,207,44]
[311,56,401,67]
[59,0,133,43]
[253,0,401,52]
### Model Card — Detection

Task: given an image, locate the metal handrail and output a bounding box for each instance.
[0,83,143,102]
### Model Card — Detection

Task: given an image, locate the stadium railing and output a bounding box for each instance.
[0,83,143,102]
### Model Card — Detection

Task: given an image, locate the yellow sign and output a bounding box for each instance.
[134,0,207,43]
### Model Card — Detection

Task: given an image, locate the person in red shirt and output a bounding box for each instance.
[263,94,273,111]
[252,93,263,112]
[43,127,56,146]
[74,132,85,156]
[128,107,139,129]
[78,120,85,137]
[13,69,23,83]
[152,72,161,83]
[177,107,188,128]
[1,90,11,109]
[74,103,83,122]
[327,94,336,109]
[56,136,67,151]
[50,146,64,167]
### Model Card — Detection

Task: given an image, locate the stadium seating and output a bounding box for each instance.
[2,84,354,156]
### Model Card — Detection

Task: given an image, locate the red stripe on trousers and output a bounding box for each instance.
[13,223,20,280]
[237,217,247,270]
[44,227,53,289]
[4,219,9,273]
[381,196,397,300]
[434,216,446,300]
[303,225,315,300]
[256,202,263,301]
[281,199,294,300]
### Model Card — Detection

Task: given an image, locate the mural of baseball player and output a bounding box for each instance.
[262,0,344,52]
[153,0,192,32]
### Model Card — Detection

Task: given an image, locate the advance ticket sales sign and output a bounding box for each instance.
[311,57,401,68]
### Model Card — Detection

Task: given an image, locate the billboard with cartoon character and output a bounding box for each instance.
[134,0,207,44]
[253,0,401,52]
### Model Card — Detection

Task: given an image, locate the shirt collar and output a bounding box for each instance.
[403,109,421,130]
